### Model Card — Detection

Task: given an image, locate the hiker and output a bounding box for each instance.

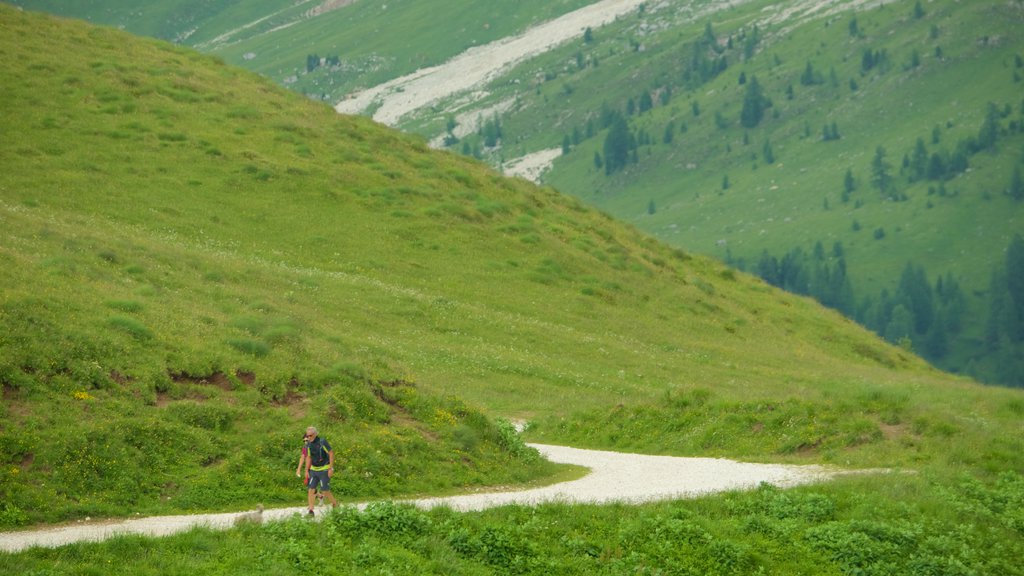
[296,432,324,507]
[304,426,338,516]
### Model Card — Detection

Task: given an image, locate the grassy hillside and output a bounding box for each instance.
[1,6,1023,574]
[10,0,598,97]
[454,0,1024,384]
[35,0,1024,386]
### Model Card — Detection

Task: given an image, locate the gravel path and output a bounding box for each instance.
[0,443,844,553]
[333,0,649,125]
[502,148,563,183]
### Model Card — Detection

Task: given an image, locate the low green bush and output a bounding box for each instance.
[166,401,236,432]
[227,338,270,357]
[106,316,153,340]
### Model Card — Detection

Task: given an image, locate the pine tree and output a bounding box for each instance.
[871,146,893,194]
[740,75,767,128]
[703,21,717,46]
[603,116,630,175]
[913,0,926,19]
[762,139,775,164]
[927,152,947,180]
[977,102,1000,151]
[1007,234,1024,341]
[481,112,502,147]
[885,305,914,346]
[935,274,966,336]
[639,91,653,114]
[1010,165,1023,201]
[756,251,780,286]
[800,61,820,86]
[844,168,856,194]
[897,263,935,335]
[911,138,928,181]
[924,316,948,359]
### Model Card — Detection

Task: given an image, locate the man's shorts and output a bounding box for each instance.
[307,468,331,492]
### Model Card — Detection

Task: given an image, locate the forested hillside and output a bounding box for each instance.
[474,0,1024,386]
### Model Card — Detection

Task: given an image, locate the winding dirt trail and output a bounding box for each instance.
[0,443,853,553]
[334,0,649,125]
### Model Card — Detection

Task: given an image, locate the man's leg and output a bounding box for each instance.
[305,473,317,512]
[322,490,338,507]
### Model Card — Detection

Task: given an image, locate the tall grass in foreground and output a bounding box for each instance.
[3,474,1022,575]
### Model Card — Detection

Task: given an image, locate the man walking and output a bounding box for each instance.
[304,426,338,516]
[296,432,324,507]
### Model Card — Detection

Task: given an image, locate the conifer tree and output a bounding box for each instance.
[1007,234,1024,341]
[977,102,1000,151]
[871,146,893,194]
[885,305,914,345]
[897,263,935,335]
[639,91,653,114]
[911,138,928,180]
[603,116,630,175]
[740,75,767,128]
[1010,165,1023,201]
[762,139,775,164]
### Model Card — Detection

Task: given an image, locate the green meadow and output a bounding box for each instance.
[0,5,1022,574]
[11,0,598,98]
[19,0,1024,385]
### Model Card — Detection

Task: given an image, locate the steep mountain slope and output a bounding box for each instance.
[22,0,1022,385]
[10,0,601,93]
[1,4,1022,542]
[415,0,1024,385]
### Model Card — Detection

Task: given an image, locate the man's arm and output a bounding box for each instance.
[328,450,335,476]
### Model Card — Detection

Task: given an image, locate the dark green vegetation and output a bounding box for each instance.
[1,5,1022,574]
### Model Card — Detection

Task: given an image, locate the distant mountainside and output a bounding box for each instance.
[18,0,1023,386]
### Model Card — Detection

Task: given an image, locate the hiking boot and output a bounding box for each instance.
[317,494,324,506]
[307,509,314,517]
